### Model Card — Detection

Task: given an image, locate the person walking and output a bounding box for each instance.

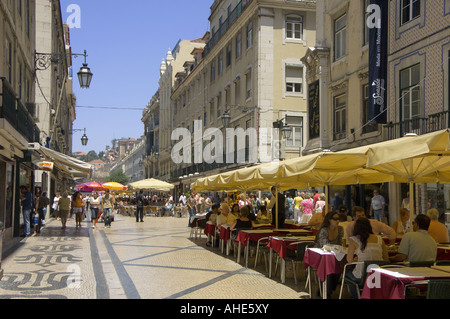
[90,192,101,229]
[35,191,49,234]
[101,189,115,228]
[187,193,197,226]
[369,190,385,222]
[58,191,71,229]
[52,192,61,219]
[20,186,33,237]
[136,190,144,222]
[72,191,85,228]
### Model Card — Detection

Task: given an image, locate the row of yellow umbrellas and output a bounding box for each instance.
[191,129,450,225]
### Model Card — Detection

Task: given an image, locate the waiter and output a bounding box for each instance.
[267,186,286,229]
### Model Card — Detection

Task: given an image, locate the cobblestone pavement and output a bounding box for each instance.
[0,213,325,300]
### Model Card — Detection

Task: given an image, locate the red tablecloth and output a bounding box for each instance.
[204,223,216,236]
[267,236,316,260]
[437,247,450,260]
[219,226,231,242]
[303,248,344,282]
[361,267,450,299]
[236,230,278,247]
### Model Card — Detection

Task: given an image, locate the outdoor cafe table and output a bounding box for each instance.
[219,225,232,255]
[204,222,217,247]
[267,236,316,283]
[236,228,312,268]
[303,247,346,299]
[361,266,450,299]
[437,244,450,260]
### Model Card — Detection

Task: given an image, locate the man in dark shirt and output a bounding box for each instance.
[268,186,286,228]
[136,190,144,222]
[20,185,33,237]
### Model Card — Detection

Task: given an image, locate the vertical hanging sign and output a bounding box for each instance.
[368,0,388,124]
[308,80,320,139]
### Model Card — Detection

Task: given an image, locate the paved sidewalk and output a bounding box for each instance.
[0,213,316,299]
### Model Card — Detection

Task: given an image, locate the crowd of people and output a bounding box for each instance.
[186,187,449,298]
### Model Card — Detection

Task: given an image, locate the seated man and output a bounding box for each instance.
[427,208,449,243]
[345,206,396,244]
[390,214,437,263]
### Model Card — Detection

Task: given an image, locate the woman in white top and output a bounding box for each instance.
[90,192,101,229]
[345,218,389,299]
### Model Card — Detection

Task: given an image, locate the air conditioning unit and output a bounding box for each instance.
[28,143,41,150]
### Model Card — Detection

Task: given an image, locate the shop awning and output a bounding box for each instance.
[33,145,92,178]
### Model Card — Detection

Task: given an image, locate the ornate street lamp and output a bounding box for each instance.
[72,128,89,146]
[221,110,231,127]
[35,50,93,89]
[77,50,93,89]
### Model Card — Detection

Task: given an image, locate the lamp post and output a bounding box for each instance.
[35,50,93,89]
[72,128,89,146]
[35,50,93,150]
[273,118,292,160]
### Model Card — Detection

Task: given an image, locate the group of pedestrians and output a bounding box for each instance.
[19,185,50,237]
[19,186,118,236]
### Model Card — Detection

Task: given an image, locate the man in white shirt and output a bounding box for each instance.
[390,214,437,263]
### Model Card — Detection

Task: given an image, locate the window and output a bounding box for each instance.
[226,43,232,67]
[210,61,216,83]
[245,71,252,100]
[210,101,215,123]
[285,116,303,148]
[400,64,421,125]
[286,16,303,40]
[334,94,347,139]
[218,53,223,75]
[285,65,303,94]
[362,84,378,133]
[236,31,242,59]
[217,94,222,118]
[401,0,420,25]
[334,14,347,61]
[247,22,253,49]
[6,39,12,84]
[235,79,241,105]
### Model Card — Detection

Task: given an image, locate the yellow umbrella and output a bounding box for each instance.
[102,182,128,191]
[364,129,450,221]
[128,178,175,192]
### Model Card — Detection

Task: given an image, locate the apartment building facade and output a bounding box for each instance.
[34,0,77,196]
[0,0,38,239]
[169,0,316,191]
[301,0,450,224]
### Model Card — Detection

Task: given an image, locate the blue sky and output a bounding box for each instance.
[60,0,211,154]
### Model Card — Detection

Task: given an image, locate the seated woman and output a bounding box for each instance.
[314,211,344,298]
[392,208,411,237]
[345,218,389,299]
[231,206,253,231]
[256,206,272,224]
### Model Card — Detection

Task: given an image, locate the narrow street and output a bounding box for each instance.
[0,213,312,300]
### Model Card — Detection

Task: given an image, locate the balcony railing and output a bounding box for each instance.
[1,79,18,127]
[385,111,450,140]
[1,78,40,143]
[203,0,253,58]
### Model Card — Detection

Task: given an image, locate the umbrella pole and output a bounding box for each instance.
[409,181,415,223]
[276,190,279,229]
[325,184,329,213]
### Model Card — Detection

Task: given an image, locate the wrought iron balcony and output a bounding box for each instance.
[385,111,450,140]
[1,78,40,143]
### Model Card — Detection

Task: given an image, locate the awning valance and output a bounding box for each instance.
[34,145,92,178]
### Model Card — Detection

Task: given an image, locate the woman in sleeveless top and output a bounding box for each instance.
[345,218,389,298]
[72,191,85,228]
[90,192,101,229]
